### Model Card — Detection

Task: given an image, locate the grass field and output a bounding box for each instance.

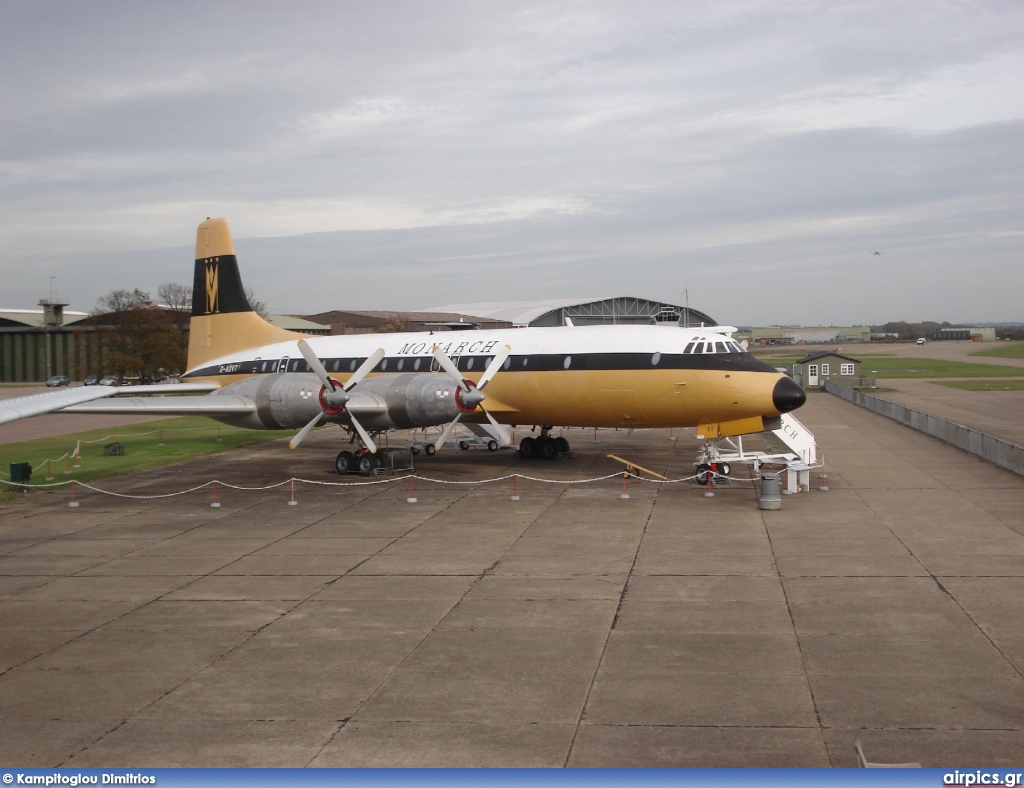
[858,357,1024,378]
[0,417,289,501]
[970,342,1024,360]
[751,353,1022,379]
[933,380,1024,392]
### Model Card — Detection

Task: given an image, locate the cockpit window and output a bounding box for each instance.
[715,342,727,353]
[684,342,695,354]
[693,342,705,354]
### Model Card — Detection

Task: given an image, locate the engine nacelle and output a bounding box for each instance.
[348,373,465,430]
[209,372,468,432]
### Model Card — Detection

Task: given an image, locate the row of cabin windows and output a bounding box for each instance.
[250,345,746,376]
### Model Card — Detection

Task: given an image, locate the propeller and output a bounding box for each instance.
[289,341,385,451]
[431,344,512,451]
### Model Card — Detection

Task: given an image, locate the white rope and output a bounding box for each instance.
[1,469,764,497]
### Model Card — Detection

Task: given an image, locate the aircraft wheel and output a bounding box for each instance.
[719,463,731,477]
[695,463,711,485]
[519,437,536,458]
[554,436,570,454]
[335,450,355,475]
[540,438,557,459]
[357,453,379,476]
[424,444,436,456]
[487,440,498,452]
[459,441,469,451]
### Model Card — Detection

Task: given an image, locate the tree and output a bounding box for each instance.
[376,316,410,333]
[244,287,269,319]
[94,288,187,379]
[157,282,192,313]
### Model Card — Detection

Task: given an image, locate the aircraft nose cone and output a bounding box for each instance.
[773,375,806,413]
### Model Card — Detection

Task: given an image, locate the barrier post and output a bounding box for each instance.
[288,479,298,506]
[216,425,223,442]
[510,474,520,502]
[158,430,164,447]
[210,481,221,508]
[68,480,80,508]
[818,455,829,492]
[64,455,72,475]
[620,471,630,500]
[45,460,54,481]
[72,447,81,469]
[704,464,715,498]
[407,475,417,504]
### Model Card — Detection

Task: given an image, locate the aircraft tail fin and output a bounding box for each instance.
[187,218,302,374]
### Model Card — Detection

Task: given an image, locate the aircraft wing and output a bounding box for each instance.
[0,383,222,425]
[61,387,254,417]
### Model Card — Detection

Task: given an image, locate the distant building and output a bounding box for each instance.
[793,351,862,388]
[422,296,715,328]
[751,326,871,345]
[930,327,997,342]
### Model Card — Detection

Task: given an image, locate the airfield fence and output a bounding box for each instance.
[824,380,1024,477]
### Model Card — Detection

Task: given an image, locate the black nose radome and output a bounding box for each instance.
[772,376,806,413]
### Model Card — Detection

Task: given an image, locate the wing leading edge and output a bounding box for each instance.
[0,383,222,425]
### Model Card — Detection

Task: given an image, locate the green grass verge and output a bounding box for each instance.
[970,343,1024,360]
[932,380,1024,392]
[855,357,1024,378]
[0,417,289,502]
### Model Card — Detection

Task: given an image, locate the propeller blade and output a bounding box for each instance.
[431,345,464,385]
[297,339,349,410]
[289,411,325,450]
[481,408,512,446]
[476,344,511,390]
[348,413,377,453]
[345,347,385,391]
[297,339,334,387]
[433,413,463,452]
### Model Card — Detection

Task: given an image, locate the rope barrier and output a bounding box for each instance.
[0,469,767,500]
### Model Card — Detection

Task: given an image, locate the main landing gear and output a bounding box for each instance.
[335,447,411,477]
[518,427,571,460]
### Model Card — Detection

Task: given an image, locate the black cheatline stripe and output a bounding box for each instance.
[182,351,779,380]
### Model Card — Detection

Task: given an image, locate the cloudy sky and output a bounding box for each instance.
[2,0,1022,326]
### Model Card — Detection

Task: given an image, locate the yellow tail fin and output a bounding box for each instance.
[187,218,301,372]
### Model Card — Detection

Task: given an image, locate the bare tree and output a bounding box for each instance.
[244,287,270,319]
[376,316,410,333]
[94,288,187,379]
[157,282,192,312]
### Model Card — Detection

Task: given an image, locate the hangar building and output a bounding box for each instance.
[422,296,716,329]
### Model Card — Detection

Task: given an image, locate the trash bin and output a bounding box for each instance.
[10,462,32,484]
[758,472,781,510]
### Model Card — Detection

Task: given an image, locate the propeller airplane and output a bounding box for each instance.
[1,218,807,475]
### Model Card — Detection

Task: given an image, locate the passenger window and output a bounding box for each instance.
[694,343,705,354]
[715,342,727,353]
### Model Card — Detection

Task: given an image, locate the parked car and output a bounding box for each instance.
[83,374,99,386]
[46,374,70,387]
[916,338,926,345]
[98,375,120,386]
